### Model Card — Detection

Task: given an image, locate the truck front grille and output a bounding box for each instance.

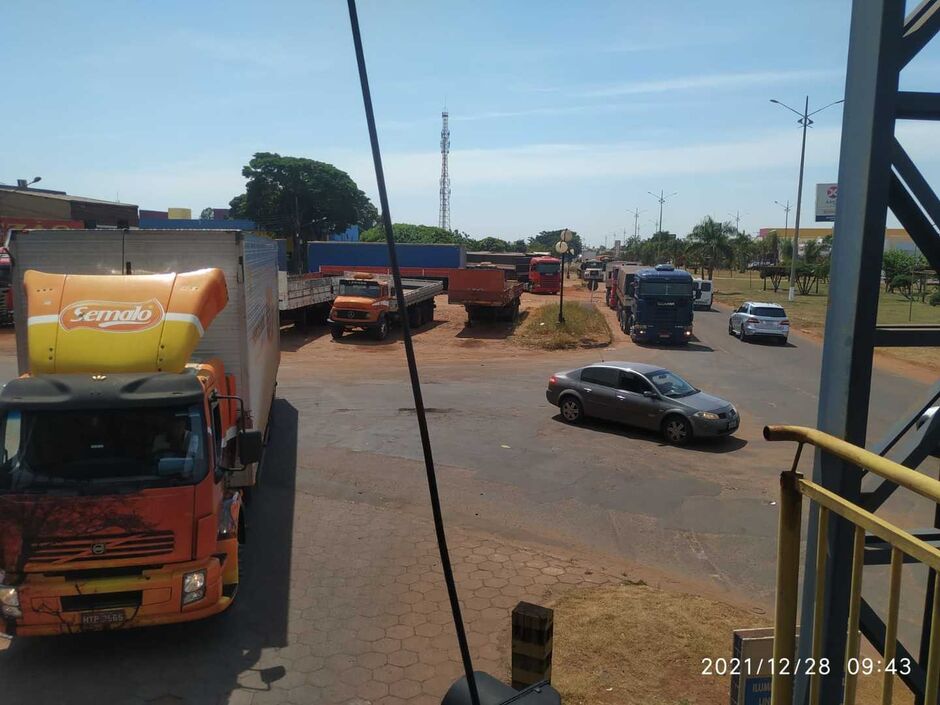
[61,590,143,612]
[336,309,369,320]
[29,531,175,566]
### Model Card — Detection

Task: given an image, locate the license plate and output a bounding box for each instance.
[659,332,670,339]
[81,610,125,629]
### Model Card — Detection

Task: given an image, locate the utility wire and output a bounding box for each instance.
[346,3,481,704]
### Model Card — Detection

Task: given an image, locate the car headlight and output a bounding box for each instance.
[0,585,21,618]
[182,570,206,605]
[695,411,720,420]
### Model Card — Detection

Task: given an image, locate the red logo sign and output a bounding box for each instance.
[827,185,838,198]
[59,299,165,332]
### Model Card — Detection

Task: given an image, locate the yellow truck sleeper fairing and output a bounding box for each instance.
[24,269,228,374]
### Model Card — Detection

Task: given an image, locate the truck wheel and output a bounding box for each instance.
[408,306,422,329]
[373,315,389,341]
[330,324,344,339]
[423,300,434,325]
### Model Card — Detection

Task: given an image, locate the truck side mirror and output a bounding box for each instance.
[239,430,264,465]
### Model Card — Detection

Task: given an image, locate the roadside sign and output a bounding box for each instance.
[555,241,569,254]
[559,229,573,243]
[815,183,837,222]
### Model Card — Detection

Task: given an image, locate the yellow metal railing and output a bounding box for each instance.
[765,425,940,705]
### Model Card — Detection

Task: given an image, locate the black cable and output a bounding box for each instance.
[345,3,482,705]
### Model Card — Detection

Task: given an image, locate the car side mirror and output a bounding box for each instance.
[239,430,264,465]
[643,390,657,398]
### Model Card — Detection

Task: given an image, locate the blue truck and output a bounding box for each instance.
[307,241,466,273]
[625,265,695,345]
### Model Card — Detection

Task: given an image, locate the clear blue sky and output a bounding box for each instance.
[4,0,939,246]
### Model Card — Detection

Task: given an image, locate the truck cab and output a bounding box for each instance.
[527,256,561,294]
[329,272,394,340]
[627,266,694,344]
[0,269,262,636]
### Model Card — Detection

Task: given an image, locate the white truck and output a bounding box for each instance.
[8,228,280,489]
[277,271,337,326]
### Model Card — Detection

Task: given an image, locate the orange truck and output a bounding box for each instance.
[0,229,279,636]
[328,272,443,340]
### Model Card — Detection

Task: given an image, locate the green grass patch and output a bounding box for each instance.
[515,302,612,350]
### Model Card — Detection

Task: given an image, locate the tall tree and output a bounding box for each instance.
[199,207,214,220]
[359,223,466,244]
[687,217,733,279]
[229,152,378,270]
[729,232,754,276]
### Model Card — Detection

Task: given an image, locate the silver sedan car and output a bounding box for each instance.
[545,361,739,445]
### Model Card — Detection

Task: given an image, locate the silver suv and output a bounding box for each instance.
[728,301,789,344]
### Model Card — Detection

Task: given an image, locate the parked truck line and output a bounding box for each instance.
[328,272,443,340]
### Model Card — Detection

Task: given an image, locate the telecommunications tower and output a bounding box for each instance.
[439,110,451,231]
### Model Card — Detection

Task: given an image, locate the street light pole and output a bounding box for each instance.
[770,96,844,301]
[648,190,677,233]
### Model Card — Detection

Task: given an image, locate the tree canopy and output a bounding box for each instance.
[229,153,378,240]
[527,230,582,257]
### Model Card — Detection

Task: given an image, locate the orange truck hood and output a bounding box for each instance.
[333,296,381,308]
[23,269,228,374]
[0,487,196,573]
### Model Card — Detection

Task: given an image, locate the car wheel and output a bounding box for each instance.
[330,324,344,339]
[740,326,748,342]
[662,415,692,445]
[779,337,788,346]
[728,320,735,336]
[559,396,584,424]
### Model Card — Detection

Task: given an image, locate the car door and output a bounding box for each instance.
[577,366,621,420]
[732,304,748,332]
[614,371,666,429]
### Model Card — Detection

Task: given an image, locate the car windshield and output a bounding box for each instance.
[753,307,786,318]
[534,262,560,274]
[639,280,692,296]
[648,370,698,398]
[0,405,208,493]
[339,280,382,298]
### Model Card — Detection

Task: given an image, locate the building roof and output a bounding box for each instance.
[0,186,137,207]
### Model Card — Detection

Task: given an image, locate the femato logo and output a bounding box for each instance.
[58,299,165,332]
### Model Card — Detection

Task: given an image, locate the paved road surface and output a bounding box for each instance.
[0,302,933,705]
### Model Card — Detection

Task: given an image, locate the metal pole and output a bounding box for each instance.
[772,470,803,705]
[790,96,810,302]
[558,250,565,324]
[658,190,664,232]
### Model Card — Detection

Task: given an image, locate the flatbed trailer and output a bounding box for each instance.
[446,268,524,326]
[277,271,337,325]
[329,272,443,340]
[319,264,456,287]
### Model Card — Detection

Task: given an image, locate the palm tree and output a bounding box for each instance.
[687,217,733,280]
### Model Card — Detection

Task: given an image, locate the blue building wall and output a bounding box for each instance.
[138,218,258,230]
[329,225,360,242]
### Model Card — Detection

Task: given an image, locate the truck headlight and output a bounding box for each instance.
[695,411,720,420]
[182,570,206,605]
[0,586,21,618]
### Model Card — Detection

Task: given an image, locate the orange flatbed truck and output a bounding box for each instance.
[0,229,279,636]
[329,272,443,340]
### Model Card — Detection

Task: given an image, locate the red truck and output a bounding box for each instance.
[447,268,524,326]
[527,256,561,294]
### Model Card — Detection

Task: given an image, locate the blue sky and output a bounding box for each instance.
[3,0,939,246]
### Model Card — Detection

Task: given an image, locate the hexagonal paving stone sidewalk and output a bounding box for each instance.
[241,492,621,705]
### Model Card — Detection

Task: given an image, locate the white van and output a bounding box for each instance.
[693,278,714,310]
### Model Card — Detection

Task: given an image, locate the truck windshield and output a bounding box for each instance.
[339,280,382,298]
[534,263,560,274]
[648,370,698,398]
[0,405,208,492]
[639,281,692,296]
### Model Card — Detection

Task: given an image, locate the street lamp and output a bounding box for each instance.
[774,199,792,264]
[770,96,844,301]
[648,190,677,233]
[15,177,41,188]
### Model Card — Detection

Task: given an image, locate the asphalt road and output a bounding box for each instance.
[0,303,934,704]
[284,303,933,603]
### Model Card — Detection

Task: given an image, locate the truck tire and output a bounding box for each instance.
[372,315,389,341]
[330,324,344,339]
[408,305,422,329]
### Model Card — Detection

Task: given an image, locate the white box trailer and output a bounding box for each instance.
[8,229,280,486]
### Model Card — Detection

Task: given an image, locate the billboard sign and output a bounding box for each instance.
[815,183,837,222]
